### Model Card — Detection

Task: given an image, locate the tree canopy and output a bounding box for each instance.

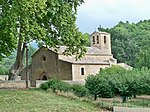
[0,0,86,79]
[85,66,150,102]
[0,0,86,59]
[98,20,150,68]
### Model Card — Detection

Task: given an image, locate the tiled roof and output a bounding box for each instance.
[91,31,110,35]
[48,46,113,64]
[49,46,112,55]
[59,55,110,64]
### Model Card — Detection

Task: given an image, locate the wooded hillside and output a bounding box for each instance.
[98,19,150,68]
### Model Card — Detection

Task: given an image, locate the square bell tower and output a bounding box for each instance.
[90,31,112,54]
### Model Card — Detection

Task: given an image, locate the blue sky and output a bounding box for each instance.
[76,0,150,33]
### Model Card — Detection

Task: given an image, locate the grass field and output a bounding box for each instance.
[0,89,103,112]
[96,96,150,108]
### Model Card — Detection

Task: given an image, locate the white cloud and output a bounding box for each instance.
[77,0,150,33]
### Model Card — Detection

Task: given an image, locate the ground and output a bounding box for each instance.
[0,89,104,112]
[96,96,150,108]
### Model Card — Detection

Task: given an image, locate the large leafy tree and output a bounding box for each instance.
[135,20,150,69]
[0,0,86,80]
[0,1,17,60]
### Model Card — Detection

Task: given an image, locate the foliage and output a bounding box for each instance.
[85,66,150,102]
[1,0,86,79]
[56,80,71,93]
[0,45,36,75]
[82,33,90,46]
[85,66,126,100]
[71,84,89,97]
[0,52,16,75]
[85,75,100,100]
[138,68,150,95]
[0,0,86,59]
[98,20,150,68]
[40,79,71,93]
[37,32,90,48]
[135,39,150,68]
[40,79,89,97]
[40,82,49,90]
[47,79,62,92]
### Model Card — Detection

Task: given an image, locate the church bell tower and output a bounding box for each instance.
[90,31,112,54]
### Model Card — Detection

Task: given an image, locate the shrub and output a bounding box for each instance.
[40,83,49,90]
[46,79,64,92]
[71,84,89,97]
[41,79,71,93]
[58,81,71,93]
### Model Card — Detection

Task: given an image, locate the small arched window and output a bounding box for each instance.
[42,55,46,61]
[93,36,95,44]
[97,35,99,44]
[81,67,84,75]
[104,36,106,44]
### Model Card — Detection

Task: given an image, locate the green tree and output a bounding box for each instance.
[98,20,150,68]
[85,75,100,100]
[138,67,150,94]
[0,0,85,80]
[82,33,90,46]
[135,37,150,69]
[0,1,17,60]
[85,66,145,103]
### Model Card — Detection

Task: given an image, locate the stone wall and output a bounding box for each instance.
[59,60,72,80]
[72,64,109,81]
[35,80,85,88]
[36,80,47,88]
[24,47,60,87]
[0,75,8,81]
[113,107,150,112]
[0,80,86,89]
[0,80,29,89]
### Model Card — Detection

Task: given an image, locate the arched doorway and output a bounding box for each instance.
[42,75,47,80]
[38,72,48,80]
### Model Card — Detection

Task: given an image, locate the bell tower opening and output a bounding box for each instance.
[97,35,99,44]
[104,36,106,44]
[92,36,95,44]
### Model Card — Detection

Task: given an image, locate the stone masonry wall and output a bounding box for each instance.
[72,64,109,81]
[0,75,8,81]
[0,80,30,89]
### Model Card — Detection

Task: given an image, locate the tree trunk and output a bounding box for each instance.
[94,94,97,101]
[133,94,136,98]
[8,37,26,80]
[122,96,127,103]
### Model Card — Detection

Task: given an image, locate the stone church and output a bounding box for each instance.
[21,31,118,87]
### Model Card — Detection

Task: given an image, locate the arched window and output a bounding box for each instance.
[104,36,106,44]
[81,67,84,75]
[42,55,46,61]
[93,36,95,44]
[97,35,99,44]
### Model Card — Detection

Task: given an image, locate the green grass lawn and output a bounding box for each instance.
[0,89,102,112]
